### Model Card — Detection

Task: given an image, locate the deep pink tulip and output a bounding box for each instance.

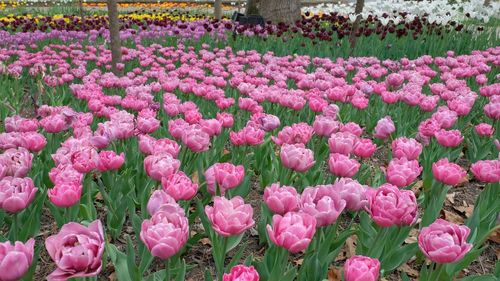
[280,143,315,173]
[258,114,280,131]
[418,219,472,263]
[470,160,500,183]
[45,220,104,280]
[271,123,313,146]
[71,146,99,174]
[328,153,360,178]
[313,115,340,137]
[161,171,199,201]
[216,112,234,128]
[353,139,376,158]
[49,164,83,185]
[332,178,367,211]
[4,115,38,133]
[141,205,189,260]
[182,126,211,152]
[48,182,82,208]
[432,159,467,186]
[147,189,180,216]
[0,177,38,213]
[144,153,180,182]
[435,129,463,147]
[418,118,441,138]
[373,116,395,139]
[137,116,160,134]
[40,114,68,133]
[223,265,260,281]
[205,196,255,237]
[328,132,357,155]
[0,239,35,281]
[366,184,418,227]
[301,185,346,227]
[0,148,33,178]
[22,132,47,152]
[385,158,422,188]
[474,123,494,137]
[386,73,404,88]
[341,122,364,137]
[205,163,245,195]
[391,137,423,160]
[97,151,124,172]
[344,255,380,281]
[200,119,223,136]
[266,212,316,253]
[263,183,300,215]
[168,119,189,139]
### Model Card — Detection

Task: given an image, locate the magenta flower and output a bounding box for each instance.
[0,148,33,178]
[182,125,211,152]
[143,153,180,182]
[71,146,99,174]
[470,160,500,183]
[0,177,38,213]
[0,239,35,281]
[205,196,255,237]
[385,158,422,188]
[146,190,179,216]
[373,116,395,139]
[267,212,317,253]
[344,255,380,281]
[161,171,199,201]
[313,115,340,137]
[45,220,105,280]
[418,219,472,264]
[474,123,494,137]
[328,153,360,178]
[328,132,358,155]
[300,185,346,227]
[432,158,466,186]
[205,163,245,195]
[391,137,423,160]
[332,178,367,211]
[223,265,260,281]
[434,129,464,147]
[263,183,300,215]
[353,138,376,158]
[280,143,315,173]
[96,151,124,172]
[366,184,418,227]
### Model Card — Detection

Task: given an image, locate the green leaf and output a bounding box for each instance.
[226,233,244,254]
[456,275,497,281]
[381,243,418,273]
[106,243,133,281]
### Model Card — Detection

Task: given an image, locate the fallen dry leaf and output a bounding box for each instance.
[488,229,500,244]
[496,248,500,260]
[411,180,423,195]
[108,272,117,281]
[445,192,456,204]
[200,238,211,246]
[453,203,474,218]
[405,228,419,244]
[327,266,342,281]
[294,258,304,266]
[191,171,199,184]
[345,235,357,258]
[444,209,464,224]
[399,264,419,278]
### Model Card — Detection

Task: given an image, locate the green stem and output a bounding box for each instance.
[12,213,18,241]
[367,226,387,258]
[165,259,171,281]
[217,236,228,281]
[428,263,444,281]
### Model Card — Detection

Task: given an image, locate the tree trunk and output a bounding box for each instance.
[349,0,365,53]
[107,0,122,75]
[214,0,222,20]
[259,0,301,24]
[246,0,259,16]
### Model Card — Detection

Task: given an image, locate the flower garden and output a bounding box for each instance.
[0,0,499,280]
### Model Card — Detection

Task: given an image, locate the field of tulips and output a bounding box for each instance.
[0,2,500,281]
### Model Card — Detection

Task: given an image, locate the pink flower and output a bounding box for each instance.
[328,132,357,155]
[386,73,404,88]
[418,219,472,263]
[200,119,223,136]
[344,256,380,281]
[341,122,364,137]
[470,160,500,183]
[182,126,211,152]
[168,119,189,139]
[272,123,314,146]
[97,151,124,172]
[48,182,82,208]
[280,143,315,173]
[258,114,281,131]
[40,114,68,133]
[263,183,300,215]
[432,159,467,186]
[137,115,160,134]
[242,126,265,146]
[366,184,418,227]
[49,164,83,185]
[391,138,422,160]
[141,206,189,260]
[313,115,340,137]
[71,146,99,173]
[332,178,367,211]
[418,118,441,138]
[385,158,422,188]
[161,172,199,201]
[144,153,180,182]
[300,185,346,227]
[435,129,463,147]
[216,112,234,128]
[267,212,317,253]
[373,116,395,139]
[205,196,255,237]
[146,190,179,216]
[45,220,104,280]
[21,132,47,152]
[223,265,259,281]
[205,163,245,195]
[0,239,35,281]
[0,148,33,178]
[0,177,38,213]
[353,139,376,158]
[328,153,360,178]
[474,123,494,137]
[4,115,38,132]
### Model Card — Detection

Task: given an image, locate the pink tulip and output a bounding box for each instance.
[223,265,260,281]
[71,146,99,173]
[168,119,189,139]
[353,139,376,158]
[205,196,255,237]
[137,116,160,134]
[435,129,463,147]
[386,73,404,88]
[301,185,346,227]
[258,114,281,131]
[344,255,380,281]
[0,148,33,178]
[323,104,340,118]
[0,239,35,281]
[432,158,467,186]
[263,183,300,215]
[45,220,104,280]
[328,153,360,178]
[470,160,500,183]
[0,177,38,213]
[182,126,211,152]
[216,112,234,128]
[144,153,180,182]
[141,205,189,260]
[161,171,199,201]
[373,116,395,139]
[280,143,315,173]
[366,184,418,227]
[391,137,422,160]
[48,182,82,208]
[418,219,472,263]
[49,164,83,185]
[328,132,357,155]
[4,115,38,132]
[267,212,316,253]
[474,123,494,137]
[40,114,68,133]
[146,190,182,216]
[418,118,441,138]
[22,132,47,152]
[385,158,422,188]
[271,123,313,146]
[332,178,367,211]
[200,119,223,136]
[341,122,364,137]
[313,115,340,137]
[97,151,124,172]
[205,163,245,195]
